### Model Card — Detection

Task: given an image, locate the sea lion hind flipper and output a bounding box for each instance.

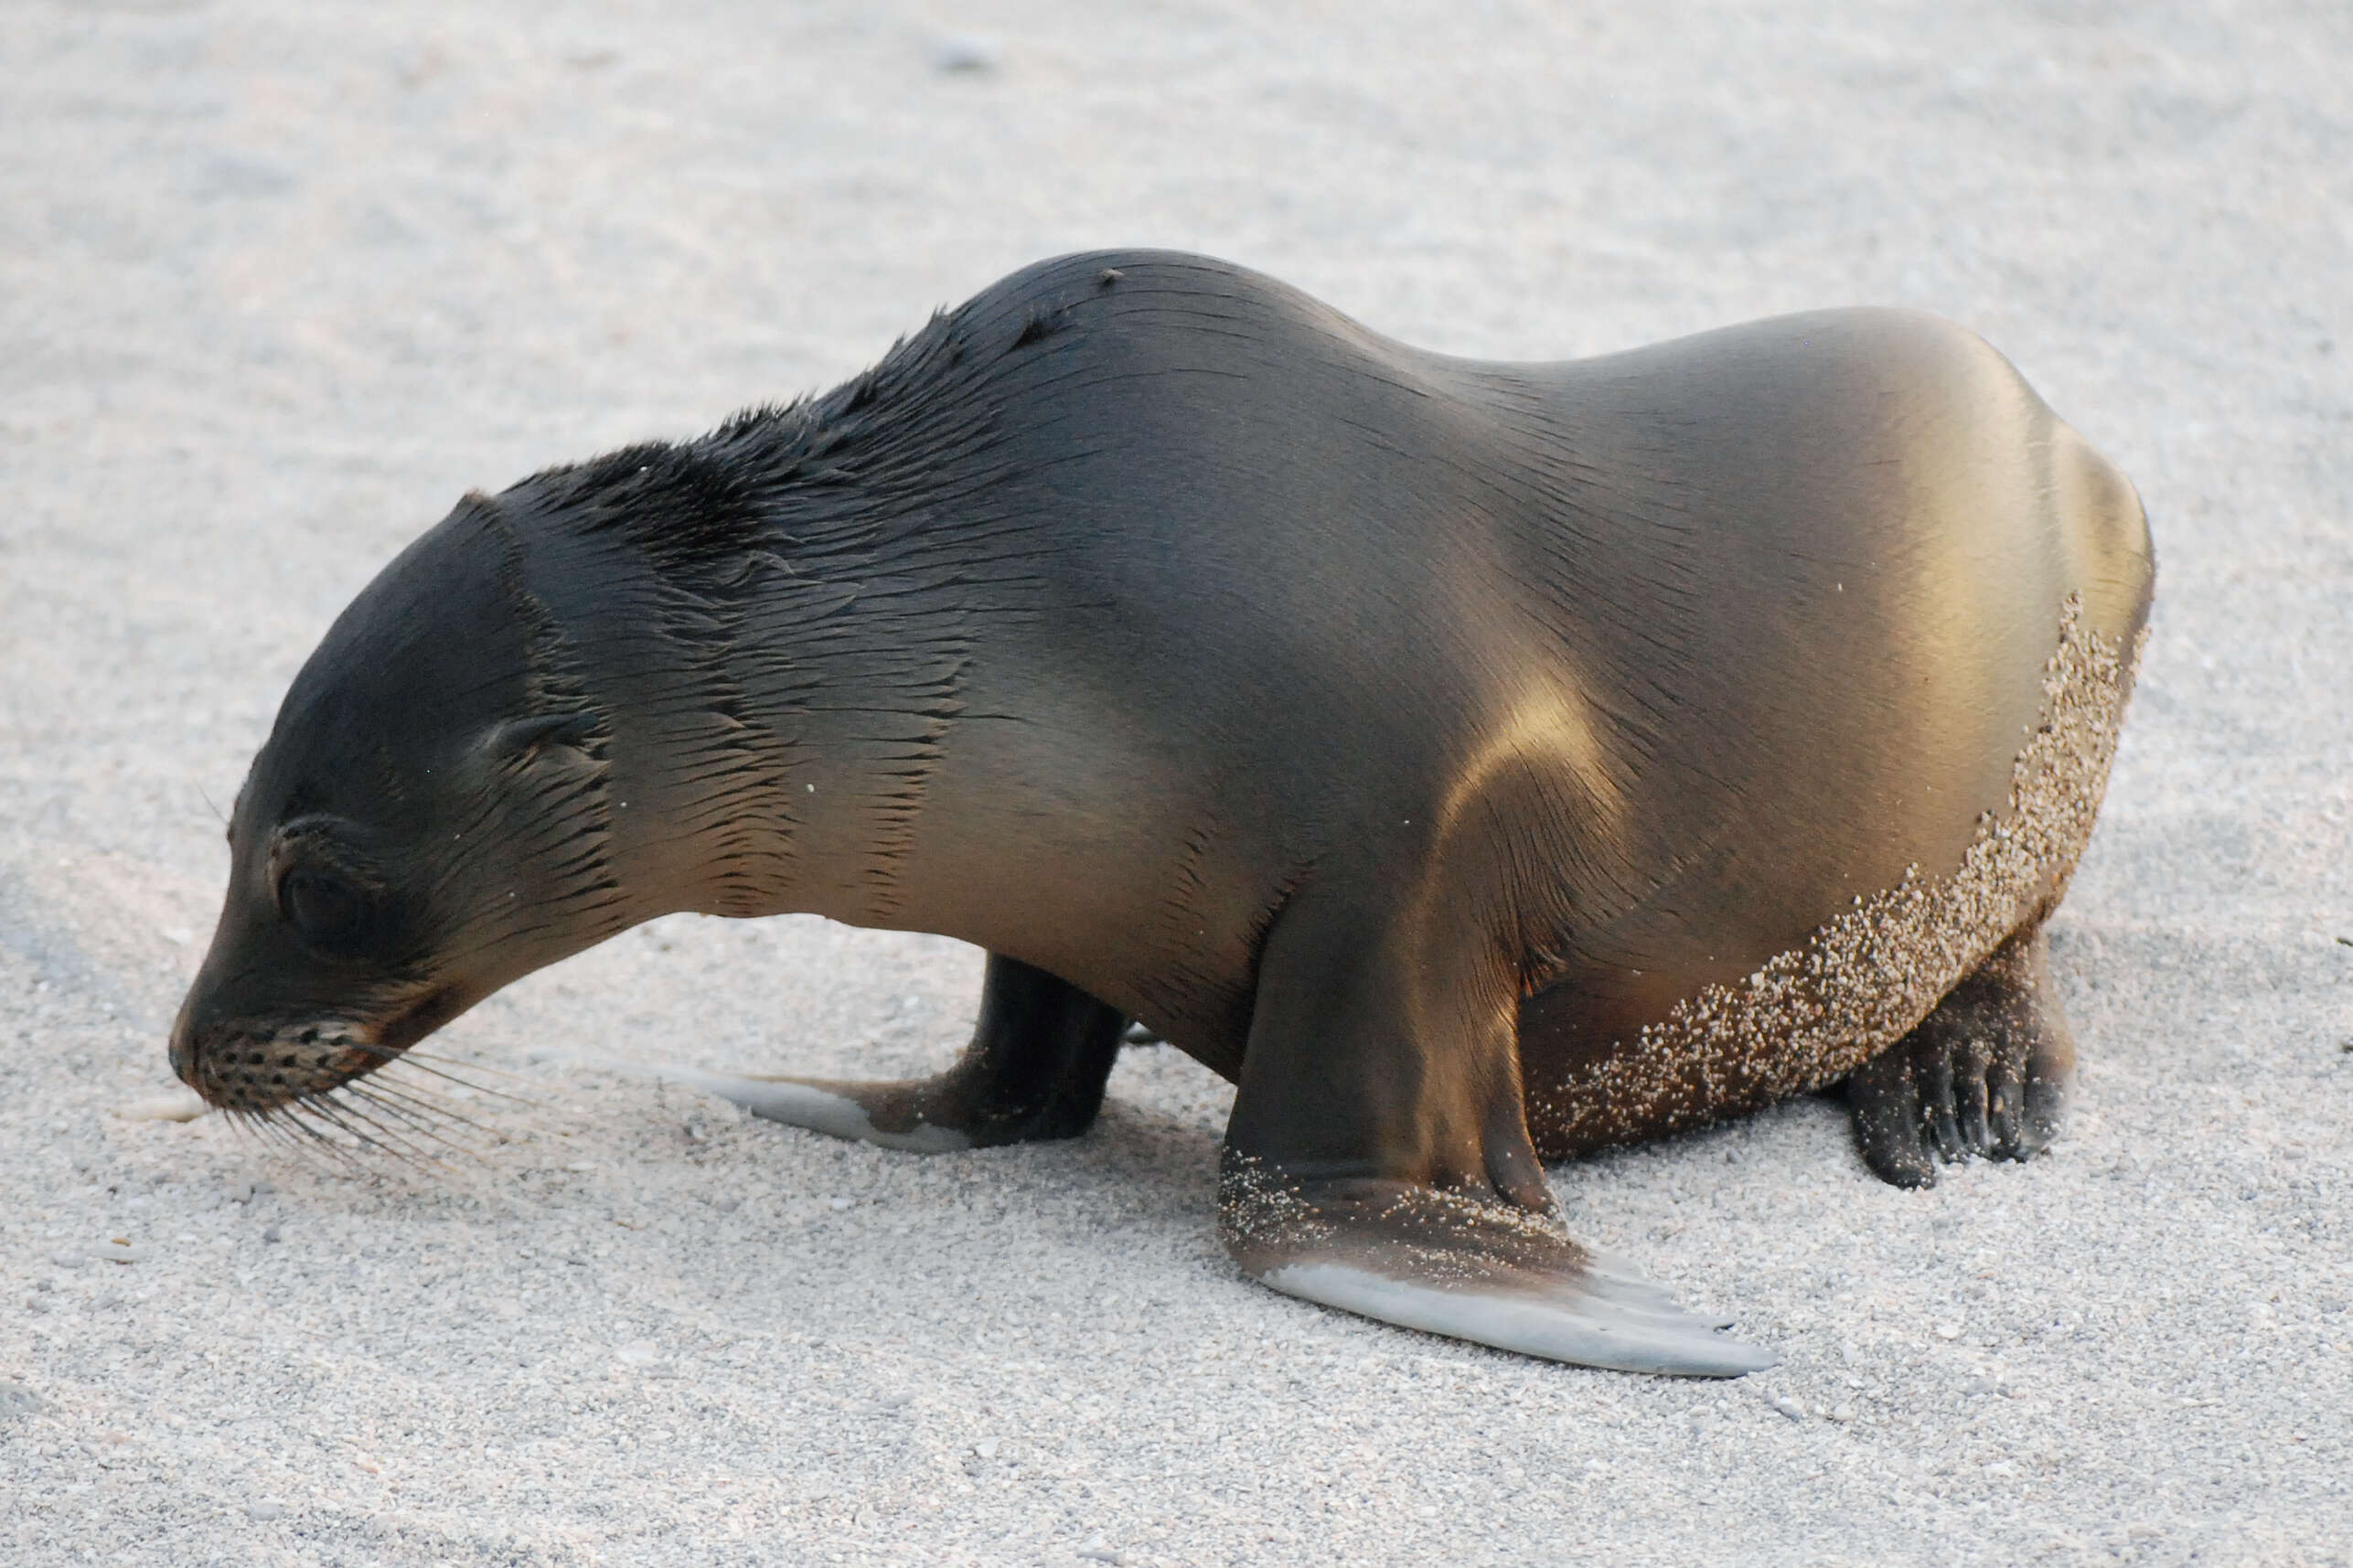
[1846,924,2075,1189]
[626,1064,978,1153]
[1219,880,1774,1376]
[626,953,1127,1154]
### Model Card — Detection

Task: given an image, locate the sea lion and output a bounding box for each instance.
[170,250,2153,1376]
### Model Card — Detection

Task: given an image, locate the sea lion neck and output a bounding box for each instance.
[491,418,998,935]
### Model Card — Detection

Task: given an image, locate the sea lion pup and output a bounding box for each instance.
[171,250,2153,1376]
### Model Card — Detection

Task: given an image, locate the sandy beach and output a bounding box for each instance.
[3,2,2348,1563]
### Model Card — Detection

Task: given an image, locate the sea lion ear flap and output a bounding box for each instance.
[480,712,601,763]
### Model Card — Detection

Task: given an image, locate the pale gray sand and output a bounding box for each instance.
[3,3,2349,1564]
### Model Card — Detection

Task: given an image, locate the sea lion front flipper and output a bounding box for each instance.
[1846,925,2075,1189]
[644,953,1127,1154]
[1220,881,1775,1377]
[1222,1163,1776,1376]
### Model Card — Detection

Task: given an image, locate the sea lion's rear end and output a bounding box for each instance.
[172,251,2151,1375]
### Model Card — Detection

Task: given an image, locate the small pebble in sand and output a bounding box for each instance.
[246,1501,285,1522]
[935,35,999,74]
[262,1227,282,1243]
[0,1381,46,1418]
[1767,1394,1806,1422]
[115,1089,207,1124]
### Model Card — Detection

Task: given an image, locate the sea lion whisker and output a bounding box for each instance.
[221,1106,274,1153]
[238,1106,297,1151]
[332,1040,540,1105]
[294,1084,416,1147]
[359,1081,504,1146]
[383,1054,540,1106]
[272,1096,370,1157]
[399,1046,533,1082]
[326,1070,483,1142]
[248,1104,352,1176]
[341,1069,470,1117]
[296,1094,441,1172]
[231,1104,291,1147]
[338,1081,465,1142]
[339,1083,490,1159]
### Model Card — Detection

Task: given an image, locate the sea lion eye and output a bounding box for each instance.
[279,870,365,950]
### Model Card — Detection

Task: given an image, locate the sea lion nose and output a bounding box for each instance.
[167,985,219,1092]
[167,1013,199,1089]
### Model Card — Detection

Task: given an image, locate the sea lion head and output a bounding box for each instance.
[170,491,630,1120]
